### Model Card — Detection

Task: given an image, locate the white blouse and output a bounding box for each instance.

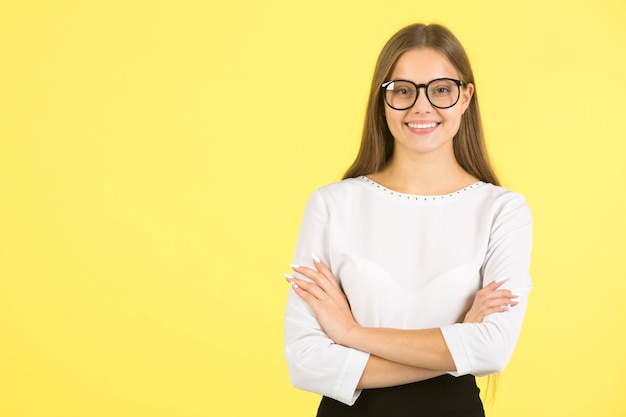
[284,176,533,405]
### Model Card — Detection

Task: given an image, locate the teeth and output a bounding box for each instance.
[408,122,438,129]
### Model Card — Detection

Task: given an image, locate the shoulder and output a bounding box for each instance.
[311,177,366,203]
[299,177,366,218]
[478,183,533,225]
[475,183,528,206]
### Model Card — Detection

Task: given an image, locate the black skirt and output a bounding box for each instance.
[316,374,485,417]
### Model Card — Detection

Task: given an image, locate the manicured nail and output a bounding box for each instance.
[291,282,299,289]
[511,298,520,303]
[495,277,509,283]
[289,263,300,269]
[312,254,321,263]
[512,292,522,297]
[283,273,293,279]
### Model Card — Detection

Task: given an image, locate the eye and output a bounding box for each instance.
[390,82,415,98]
[429,80,456,97]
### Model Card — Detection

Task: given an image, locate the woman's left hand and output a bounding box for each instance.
[285,256,359,345]
[463,279,520,323]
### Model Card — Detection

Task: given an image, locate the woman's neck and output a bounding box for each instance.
[368,152,478,196]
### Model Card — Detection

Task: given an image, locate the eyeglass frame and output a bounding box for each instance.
[381,78,467,110]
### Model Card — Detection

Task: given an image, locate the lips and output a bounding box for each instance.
[407,122,439,129]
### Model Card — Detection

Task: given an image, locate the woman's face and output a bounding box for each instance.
[384,48,474,159]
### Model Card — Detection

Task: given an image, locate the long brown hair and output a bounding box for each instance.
[343,23,499,185]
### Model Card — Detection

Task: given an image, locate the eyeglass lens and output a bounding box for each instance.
[384,79,460,110]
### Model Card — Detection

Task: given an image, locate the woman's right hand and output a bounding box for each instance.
[463,280,520,323]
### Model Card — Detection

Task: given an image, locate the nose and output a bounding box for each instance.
[411,86,432,112]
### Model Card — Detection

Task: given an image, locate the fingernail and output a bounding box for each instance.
[291,282,299,289]
[283,273,293,279]
[495,277,509,283]
[511,298,520,303]
[312,254,321,263]
[289,263,300,269]
[512,292,522,297]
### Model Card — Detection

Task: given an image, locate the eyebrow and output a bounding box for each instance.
[388,76,458,82]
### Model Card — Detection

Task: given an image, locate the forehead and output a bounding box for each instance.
[390,48,460,82]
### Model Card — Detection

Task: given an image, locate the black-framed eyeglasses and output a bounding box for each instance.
[381,78,466,110]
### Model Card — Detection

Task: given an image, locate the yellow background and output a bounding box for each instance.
[1,1,625,416]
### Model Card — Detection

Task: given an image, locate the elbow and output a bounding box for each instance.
[480,355,510,375]
[284,339,367,406]
[284,346,331,398]
[287,368,304,391]
[471,337,516,376]
[284,338,327,393]
[452,321,520,376]
[284,346,308,391]
[473,361,509,377]
[287,367,314,393]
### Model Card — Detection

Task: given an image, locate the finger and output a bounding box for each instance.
[291,263,329,285]
[482,305,511,317]
[474,303,516,321]
[485,279,507,291]
[305,259,350,308]
[290,264,337,295]
[481,295,520,309]
[285,275,322,297]
[283,274,317,305]
[475,282,503,300]
[284,274,326,300]
[292,257,339,290]
[492,291,521,303]
[479,288,517,301]
[311,254,339,286]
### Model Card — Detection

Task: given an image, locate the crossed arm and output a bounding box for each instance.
[285,256,519,389]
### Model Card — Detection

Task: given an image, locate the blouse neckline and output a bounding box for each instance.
[358,176,486,203]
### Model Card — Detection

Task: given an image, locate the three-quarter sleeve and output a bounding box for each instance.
[284,190,370,405]
[441,193,533,376]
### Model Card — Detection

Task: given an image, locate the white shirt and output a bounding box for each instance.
[284,176,533,406]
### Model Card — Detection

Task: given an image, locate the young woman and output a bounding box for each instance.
[283,23,532,417]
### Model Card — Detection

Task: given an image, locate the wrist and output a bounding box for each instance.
[336,323,363,349]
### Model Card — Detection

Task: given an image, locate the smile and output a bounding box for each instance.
[407,122,439,129]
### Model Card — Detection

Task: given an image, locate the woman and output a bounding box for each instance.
[283,23,532,416]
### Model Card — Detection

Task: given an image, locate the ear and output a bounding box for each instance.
[460,82,474,113]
